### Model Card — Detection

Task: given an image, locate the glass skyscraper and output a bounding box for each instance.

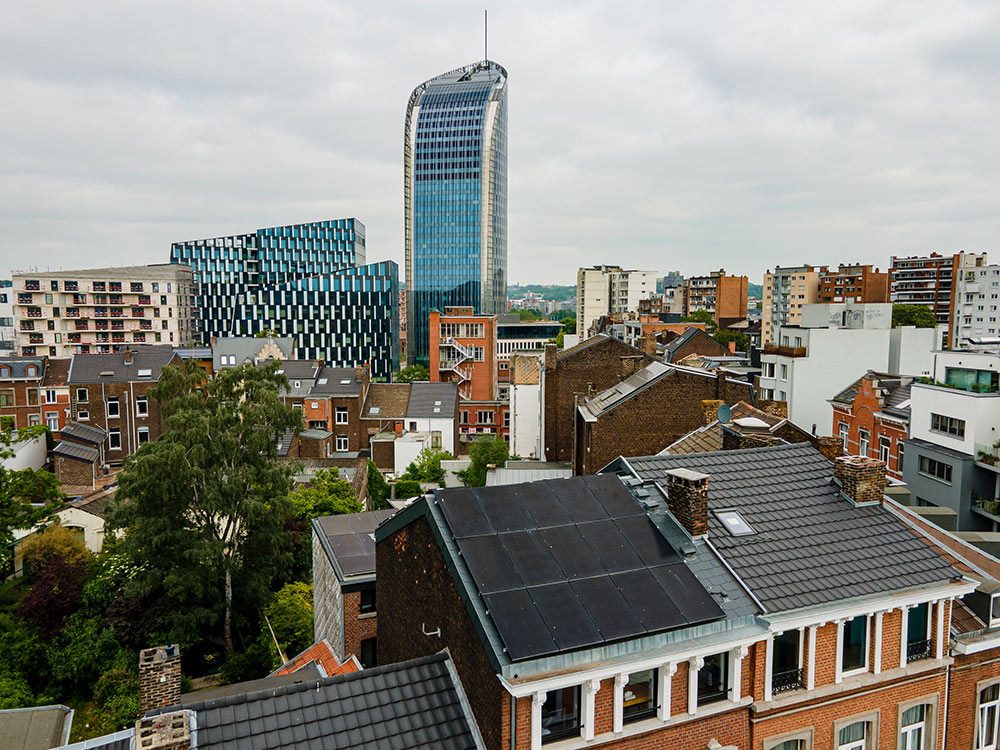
[404,60,508,366]
[171,219,400,378]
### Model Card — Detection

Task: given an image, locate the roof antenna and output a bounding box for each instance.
[484,9,488,63]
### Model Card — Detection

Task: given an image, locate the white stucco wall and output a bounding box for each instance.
[1,434,46,471]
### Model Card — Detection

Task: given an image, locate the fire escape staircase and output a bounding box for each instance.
[440,337,474,400]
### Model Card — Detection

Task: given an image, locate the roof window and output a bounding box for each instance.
[137,369,152,378]
[317,378,328,385]
[369,406,381,415]
[340,379,351,385]
[715,510,755,536]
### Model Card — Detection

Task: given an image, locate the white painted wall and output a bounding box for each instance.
[1,434,46,471]
[511,381,542,459]
[407,417,455,454]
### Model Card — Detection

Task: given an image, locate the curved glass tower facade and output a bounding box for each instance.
[404,60,508,366]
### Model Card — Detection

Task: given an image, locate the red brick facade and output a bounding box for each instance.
[0,359,44,430]
[830,374,909,480]
[342,588,378,666]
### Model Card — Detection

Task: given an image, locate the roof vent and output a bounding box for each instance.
[137,368,152,378]
[99,370,114,377]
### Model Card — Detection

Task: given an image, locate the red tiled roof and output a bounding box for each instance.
[271,639,361,678]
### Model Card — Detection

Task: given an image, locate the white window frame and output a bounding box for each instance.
[77,409,89,421]
[335,407,349,425]
[764,729,813,750]
[136,396,148,417]
[45,412,59,430]
[44,389,57,403]
[335,434,349,452]
[839,422,849,451]
[879,436,891,464]
[106,398,120,419]
[108,429,122,450]
[839,614,870,678]
[137,427,150,444]
[897,694,938,750]
[75,387,88,403]
[977,680,1000,750]
[834,711,879,750]
[858,429,869,458]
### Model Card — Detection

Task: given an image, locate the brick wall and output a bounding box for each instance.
[312,526,344,659]
[342,588,377,663]
[69,379,165,462]
[667,331,730,363]
[948,646,1000,750]
[831,378,908,479]
[138,644,181,714]
[378,514,505,750]
[54,455,95,490]
[0,378,43,429]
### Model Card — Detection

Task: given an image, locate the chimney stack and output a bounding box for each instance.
[124,349,134,366]
[135,711,192,750]
[139,644,181,714]
[701,399,724,426]
[816,436,844,463]
[664,468,710,537]
[355,365,363,381]
[638,333,657,358]
[545,343,558,372]
[834,455,886,505]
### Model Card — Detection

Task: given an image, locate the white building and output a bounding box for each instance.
[509,353,544,459]
[952,257,1000,346]
[0,280,14,356]
[759,303,943,435]
[576,265,657,339]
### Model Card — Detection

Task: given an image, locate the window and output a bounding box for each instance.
[930,413,965,438]
[76,387,88,403]
[77,409,89,421]
[763,362,776,378]
[25,365,37,377]
[839,422,849,451]
[335,407,348,424]
[138,427,150,445]
[780,364,788,380]
[409,421,417,432]
[359,587,376,614]
[901,704,927,750]
[477,410,495,424]
[28,414,41,426]
[978,684,1000,750]
[907,603,931,662]
[460,411,470,424]
[541,686,580,743]
[44,389,56,403]
[45,412,59,430]
[107,398,120,418]
[841,615,868,673]
[991,595,1000,628]
[697,651,729,706]
[838,722,867,750]
[109,429,122,450]
[919,456,952,484]
[765,738,807,750]
[360,637,376,669]
[716,510,755,536]
[136,396,148,417]
[879,436,891,464]
[859,429,869,457]
[623,669,656,723]
[772,630,803,693]
[336,434,348,452]
[0,389,14,407]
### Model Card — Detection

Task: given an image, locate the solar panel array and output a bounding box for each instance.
[438,474,724,661]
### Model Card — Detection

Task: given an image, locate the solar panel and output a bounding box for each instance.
[438,489,494,538]
[483,589,556,661]
[614,515,681,566]
[513,482,572,528]
[578,519,643,573]
[650,565,725,622]
[586,474,646,518]
[539,525,605,579]
[549,477,609,523]
[612,569,686,631]
[459,536,522,594]
[500,531,563,586]
[479,486,534,532]
[529,583,602,651]
[571,577,644,641]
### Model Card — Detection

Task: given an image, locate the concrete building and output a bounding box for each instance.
[952,256,1000,346]
[903,349,1000,531]
[11,264,198,358]
[429,307,497,402]
[576,265,657,340]
[0,279,15,356]
[761,264,826,344]
[817,263,889,304]
[508,353,544,460]
[759,303,942,435]
[683,269,748,325]
[889,252,988,328]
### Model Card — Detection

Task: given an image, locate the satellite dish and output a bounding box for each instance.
[716,404,732,423]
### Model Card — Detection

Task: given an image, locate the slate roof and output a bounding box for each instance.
[0,357,44,380]
[663,327,724,363]
[273,360,321,380]
[0,705,72,750]
[148,651,486,750]
[362,383,411,419]
[41,358,71,387]
[73,487,117,518]
[313,509,397,582]
[660,402,788,455]
[830,370,913,421]
[67,351,178,383]
[53,441,99,463]
[60,422,106,445]
[213,336,295,370]
[407,382,458,418]
[310,367,363,396]
[555,333,622,360]
[176,666,323,706]
[624,443,962,612]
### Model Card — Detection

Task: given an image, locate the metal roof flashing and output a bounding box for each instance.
[830,476,883,508]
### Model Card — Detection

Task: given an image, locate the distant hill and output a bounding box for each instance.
[508,284,576,302]
[748,283,763,298]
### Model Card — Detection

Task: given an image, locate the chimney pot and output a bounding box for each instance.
[834,455,886,505]
[663,468,710,537]
[139,644,182,714]
[135,710,192,750]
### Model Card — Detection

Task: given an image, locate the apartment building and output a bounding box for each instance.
[0,357,44,431]
[376,446,974,750]
[817,263,889,304]
[888,252,986,327]
[684,269,748,325]
[952,257,1000,346]
[11,265,198,358]
[0,280,14,356]
[762,264,826,344]
[495,315,561,391]
[902,349,1000,530]
[759,303,941,435]
[428,307,497,402]
[576,265,657,339]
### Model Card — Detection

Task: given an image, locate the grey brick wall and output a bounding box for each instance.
[312,526,345,660]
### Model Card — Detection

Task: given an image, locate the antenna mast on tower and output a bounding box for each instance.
[484,9,488,62]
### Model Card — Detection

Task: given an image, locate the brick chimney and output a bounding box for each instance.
[701,399,725,426]
[834,455,886,505]
[139,644,181,714]
[727,341,737,354]
[815,436,844,463]
[124,349,134,366]
[714,369,726,398]
[664,468,710,537]
[355,365,363,381]
[638,333,657,357]
[135,711,191,750]
[721,426,781,451]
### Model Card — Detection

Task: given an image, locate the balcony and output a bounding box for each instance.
[68,333,81,343]
[95,321,108,330]
[109,283,122,292]
[23,280,40,291]
[26,308,42,318]
[130,283,143,292]
[906,639,932,663]
[771,668,804,694]
[139,320,152,330]
[131,309,144,318]
[65,309,80,318]
[28,334,43,344]
[19,321,34,331]
[92,282,106,292]
[138,295,151,305]
[109,295,123,305]
[763,344,807,358]
[64,281,79,292]
[17,294,34,304]
[72,294,87,305]
[74,321,88,331]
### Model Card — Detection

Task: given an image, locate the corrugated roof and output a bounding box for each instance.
[626,443,961,612]
[313,509,397,581]
[68,351,177,384]
[362,383,411,419]
[407,382,457,418]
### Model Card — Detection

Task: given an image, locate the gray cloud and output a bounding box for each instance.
[2,0,998,284]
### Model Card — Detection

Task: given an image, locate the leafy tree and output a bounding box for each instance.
[289,468,361,520]
[892,304,937,328]
[713,329,748,353]
[109,360,301,656]
[457,437,510,487]
[264,582,313,664]
[400,448,454,486]
[20,524,90,573]
[562,317,577,335]
[254,328,278,338]
[47,611,131,689]
[549,331,566,348]
[393,480,422,499]
[0,427,64,569]
[17,555,94,640]
[0,614,52,701]
[81,667,140,735]
[517,309,545,321]
[395,365,430,383]
[681,310,717,335]
[0,673,33,709]
[367,461,390,510]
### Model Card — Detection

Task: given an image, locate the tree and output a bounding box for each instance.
[681,310,717,335]
[108,360,301,656]
[400,448,454,486]
[562,317,577,335]
[548,309,574,322]
[457,437,510,487]
[892,304,937,328]
[395,364,430,383]
[367,461,390,510]
[289,468,361,520]
[264,582,313,664]
[517,309,544,321]
[20,524,90,574]
[17,555,94,640]
[0,427,64,569]
[713,329,748,353]
[393,479,422,499]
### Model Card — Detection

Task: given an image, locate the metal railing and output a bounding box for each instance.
[906,639,931,663]
[772,668,804,693]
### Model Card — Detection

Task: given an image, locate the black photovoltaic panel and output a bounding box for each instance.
[329,534,364,560]
[437,476,724,662]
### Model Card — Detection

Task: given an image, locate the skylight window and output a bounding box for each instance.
[340,379,351,385]
[369,406,381,415]
[317,378,328,385]
[715,510,755,536]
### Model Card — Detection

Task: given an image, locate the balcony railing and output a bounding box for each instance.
[64,281,79,291]
[772,668,804,694]
[906,639,931,663]
[92,282,106,292]
[26,309,42,318]
[75,321,88,331]
[762,344,807,358]
[23,281,39,291]
[17,294,33,304]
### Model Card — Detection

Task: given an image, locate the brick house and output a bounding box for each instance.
[829,371,912,481]
[67,349,180,463]
[574,362,755,474]
[429,306,498,402]
[0,356,44,431]
[458,399,509,448]
[361,383,412,471]
[661,400,816,455]
[543,336,657,464]
[40,357,70,437]
[312,509,395,668]
[662,327,731,363]
[376,444,977,750]
[52,421,107,491]
[302,366,370,453]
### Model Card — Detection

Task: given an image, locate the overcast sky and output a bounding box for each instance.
[2,1,998,286]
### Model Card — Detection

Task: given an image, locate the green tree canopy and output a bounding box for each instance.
[289,468,362,520]
[400,448,454,486]
[394,365,430,383]
[681,310,717,334]
[713,329,748,353]
[457,437,510,487]
[108,360,301,655]
[393,479,422,499]
[264,582,313,664]
[367,461,390,510]
[892,304,938,328]
[562,317,577,335]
